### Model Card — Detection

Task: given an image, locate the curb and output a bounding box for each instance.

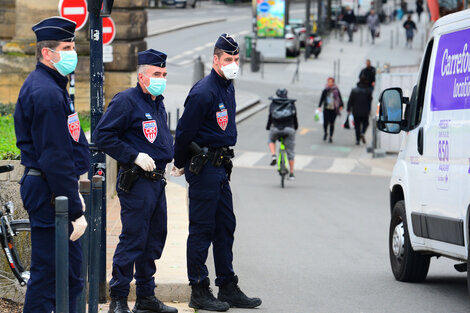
[147,18,226,37]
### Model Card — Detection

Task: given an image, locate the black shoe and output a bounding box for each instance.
[132,295,178,313]
[323,133,327,141]
[356,141,360,145]
[270,154,277,166]
[328,137,333,143]
[189,278,230,312]
[109,297,131,313]
[218,276,262,309]
[361,134,366,144]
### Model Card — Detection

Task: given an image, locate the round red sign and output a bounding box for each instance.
[58,0,88,31]
[102,17,116,46]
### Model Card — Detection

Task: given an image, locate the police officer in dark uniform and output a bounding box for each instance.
[14,16,89,313]
[172,34,262,312]
[93,49,177,313]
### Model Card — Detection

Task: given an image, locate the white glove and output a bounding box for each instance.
[134,152,156,172]
[170,166,184,177]
[70,215,87,242]
[78,192,86,212]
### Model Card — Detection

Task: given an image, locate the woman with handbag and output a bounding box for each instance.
[318,77,344,143]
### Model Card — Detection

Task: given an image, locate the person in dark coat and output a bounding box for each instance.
[14,16,89,313]
[172,34,262,312]
[358,59,376,90]
[347,76,373,145]
[318,77,344,143]
[93,49,177,313]
[341,6,356,42]
[403,15,417,48]
[416,0,424,21]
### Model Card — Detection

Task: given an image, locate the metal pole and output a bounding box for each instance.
[305,0,311,60]
[337,58,340,84]
[69,72,75,110]
[333,60,337,81]
[396,26,399,46]
[56,196,69,313]
[168,112,172,131]
[176,108,180,125]
[88,176,103,313]
[251,0,259,72]
[77,180,91,313]
[390,30,394,49]
[360,25,364,46]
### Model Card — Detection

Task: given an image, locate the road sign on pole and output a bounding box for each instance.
[102,17,115,46]
[58,0,88,31]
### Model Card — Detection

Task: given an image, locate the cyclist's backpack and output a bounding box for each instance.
[271,99,296,122]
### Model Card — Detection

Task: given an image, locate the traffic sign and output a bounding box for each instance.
[58,0,88,31]
[102,17,116,46]
[103,45,113,63]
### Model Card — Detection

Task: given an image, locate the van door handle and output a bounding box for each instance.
[417,127,424,155]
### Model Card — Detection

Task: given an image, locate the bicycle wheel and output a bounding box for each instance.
[279,150,287,188]
[0,219,31,300]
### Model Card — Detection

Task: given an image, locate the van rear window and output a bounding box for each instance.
[431,28,470,111]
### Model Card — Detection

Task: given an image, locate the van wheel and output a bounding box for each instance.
[389,200,430,282]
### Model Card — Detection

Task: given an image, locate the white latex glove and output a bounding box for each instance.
[78,192,86,212]
[70,215,87,242]
[134,152,156,172]
[170,166,184,177]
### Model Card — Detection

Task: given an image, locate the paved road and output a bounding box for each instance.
[146,4,470,312]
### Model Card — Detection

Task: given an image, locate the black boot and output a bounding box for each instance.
[132,295,177,313]
[109,297,131,313]
[189,278,230,312]
[218,276,262,308]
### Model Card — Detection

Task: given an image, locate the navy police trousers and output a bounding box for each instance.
[20,175,83,313]
[185,163,236,286]
[110,174,167,298]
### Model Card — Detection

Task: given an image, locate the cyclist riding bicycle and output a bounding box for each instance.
[266,88,298,180]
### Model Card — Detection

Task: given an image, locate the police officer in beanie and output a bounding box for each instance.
[14,17,89,313]
[172,34,262,312]
[93,49,177,313]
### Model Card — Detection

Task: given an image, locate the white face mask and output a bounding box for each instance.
[221,61,239,80]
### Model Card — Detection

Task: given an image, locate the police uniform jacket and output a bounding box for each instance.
[174,69,237,169]
[14,62,90,224]
[93,83,173,169]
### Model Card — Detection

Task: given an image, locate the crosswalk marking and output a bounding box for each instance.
[232,151,265,168]
[326,158,358,174]
[294,155,314,169]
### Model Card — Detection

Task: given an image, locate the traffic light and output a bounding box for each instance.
[101,0,114,17]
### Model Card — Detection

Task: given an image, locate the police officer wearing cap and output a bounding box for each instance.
[172,34,262,312]
[93,49,177,313]
[14,16,89,313]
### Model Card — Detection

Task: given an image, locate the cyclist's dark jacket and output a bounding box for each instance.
[92,83,173,169]
[14,62,90,224]
[174,69,237,168]
[266,97,299,130]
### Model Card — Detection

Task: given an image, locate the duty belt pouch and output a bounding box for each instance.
[224,159,233,181]
[118,166,140,193]
[189,152,208,175]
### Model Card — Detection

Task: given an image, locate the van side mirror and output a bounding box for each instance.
[377,88,404,134]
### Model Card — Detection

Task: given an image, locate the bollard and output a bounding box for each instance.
[250,48,260,73]
[360,25,364,46]
[390,30,394,49]
[56,196,69,313]
[396,27,399,46]
[77,180,91,313]
[88,176,103,313]
[168,112,171,131]
[337,59,341,84]
[333,60,337,82]
[192,56,205,85]
[176,108,180,125]
[260,53,264,79]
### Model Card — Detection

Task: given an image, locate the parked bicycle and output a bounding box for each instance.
[0,165,31,289]
[277,137,289,188]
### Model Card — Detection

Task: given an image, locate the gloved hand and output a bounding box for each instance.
[134,152,156,172]
[70,215,87,242]
[170,166,184,177]
[79,192,86,212]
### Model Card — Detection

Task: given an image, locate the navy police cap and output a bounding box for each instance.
[138,49,167,68]
[215,33,239,55]
[32,16,76,42]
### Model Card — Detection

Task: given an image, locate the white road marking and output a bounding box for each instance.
[326,158,358,174]
[232,151,266,168]
[294,155,314,170]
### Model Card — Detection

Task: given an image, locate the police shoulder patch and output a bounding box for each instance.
[67,112,80,142]
[142,120,158,143]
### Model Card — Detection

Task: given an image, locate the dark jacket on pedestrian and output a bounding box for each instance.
[347,82,373,117]
[342,9,356,24]
[318,85,344,114]
[403,20,417,37]
[266,97,298,130]
[359,66,376,88]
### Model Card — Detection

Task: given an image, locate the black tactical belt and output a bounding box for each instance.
[140,168,165,181]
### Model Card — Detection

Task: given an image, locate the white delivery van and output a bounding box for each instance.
[377,9,470,290]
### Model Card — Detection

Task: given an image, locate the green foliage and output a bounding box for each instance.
[0,112,20,160]
[78,111,91,133]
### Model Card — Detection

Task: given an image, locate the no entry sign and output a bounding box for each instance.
[102,17,116,46]
[58,0,88,31]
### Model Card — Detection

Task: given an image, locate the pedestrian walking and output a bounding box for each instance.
[403,15,417,48]
[266,88,298,179]
[14,16,89,313]
[358,59,376,91]
[341,6,356,42]
[172,33,262,312]
[347,76,373,145]
[318,77,344,143]
[366,9,380,44]
[416,0,424,22]
[93,49,177,313]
